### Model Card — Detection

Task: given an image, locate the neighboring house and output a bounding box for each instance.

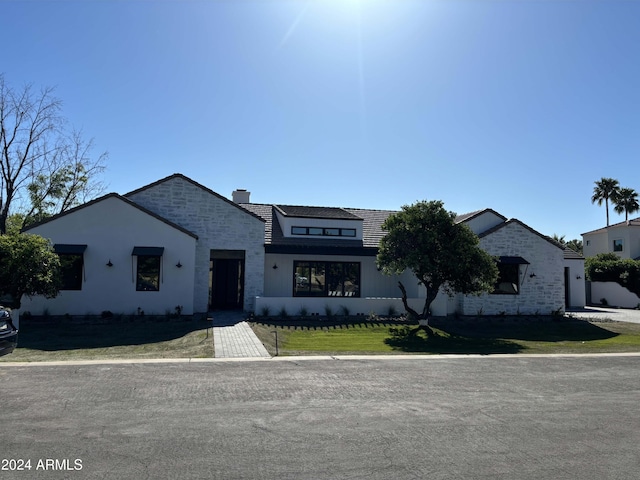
[20,174,583,317]
[582,219,640,308]
[582,218,640,260]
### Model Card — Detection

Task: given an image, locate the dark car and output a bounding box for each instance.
[0,308,18,356]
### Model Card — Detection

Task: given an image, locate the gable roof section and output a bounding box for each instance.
[455,208,507,224]
[581,217,640,236]
[23,193,199,239]
[124,173,265,223]
[478,218,564,252]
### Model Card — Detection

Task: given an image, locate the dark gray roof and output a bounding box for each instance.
[344,208,396,248]
[563,247,584,260]
[455,208,507,224]
[581,217,640,236]
[241,204,377,252]
[274,205,362,220]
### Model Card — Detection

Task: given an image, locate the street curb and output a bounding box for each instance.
[2,351,640,366]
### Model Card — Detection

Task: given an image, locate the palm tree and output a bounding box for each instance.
[613,187,640,223]
[591,177,620,226]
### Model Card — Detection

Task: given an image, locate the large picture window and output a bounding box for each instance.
[294,261,360,297]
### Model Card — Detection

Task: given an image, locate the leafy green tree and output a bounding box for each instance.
[612,187,640,222]
[551,234,583,255]
[591,177,620,226]
[565,239,583,255]
[0,233,61,309]
[0,75,107,234]
[377,200,498,336]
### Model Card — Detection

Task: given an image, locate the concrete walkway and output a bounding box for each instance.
[567,306,640,324]
[210,311,270,358]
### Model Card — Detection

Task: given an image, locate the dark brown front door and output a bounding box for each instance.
[210,258,244,310]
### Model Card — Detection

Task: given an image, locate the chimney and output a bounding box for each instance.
[232,189,251,204]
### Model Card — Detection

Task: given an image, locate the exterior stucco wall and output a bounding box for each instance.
[583,231,608,258]
[263,253,420,298]
[590,281,640,308]
[583,225,640,259]
[127,177,265,312]
[564,258,586,308]
[21,196,197,316]
[259,253,423,316]
[461,222,565,315]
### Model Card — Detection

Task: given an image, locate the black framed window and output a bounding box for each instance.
[613,239,624,252]
[59,254,83,290]
[291,227,357,238]
[53,244,86,291]
[492,263,520,295]
[294,261,360,297]
[136,255,161,291]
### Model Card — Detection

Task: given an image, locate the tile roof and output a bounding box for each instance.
[240,204,386,249]
[274,205,362,220]
[454,208,507,224]
[581,217,640,236]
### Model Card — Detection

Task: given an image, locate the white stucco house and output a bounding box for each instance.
[582,218,640,308]
[20,173,584,317]
[582,218,640,260]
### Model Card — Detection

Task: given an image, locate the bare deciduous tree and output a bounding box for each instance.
[0,74,107,233]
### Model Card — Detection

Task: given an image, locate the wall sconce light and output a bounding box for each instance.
[529,273,536,278]
[176,261,182,268]
[106,259,113,267]
[576,275,582,280]
[272,263,278,270]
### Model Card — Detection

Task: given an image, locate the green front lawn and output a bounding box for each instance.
[251,316,640,356]
[0,317,214,362]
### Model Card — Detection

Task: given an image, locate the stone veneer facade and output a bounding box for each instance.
[127,176,265,313]
[460,222,565,315]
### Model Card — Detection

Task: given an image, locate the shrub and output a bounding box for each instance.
[339,305,350,316]
[586,253,640,296]
[298,306,308,317]
[260,306,271,317]
[324,305,334,317]
[278,306,288,318]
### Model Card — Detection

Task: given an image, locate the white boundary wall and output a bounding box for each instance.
[590,282,640,308]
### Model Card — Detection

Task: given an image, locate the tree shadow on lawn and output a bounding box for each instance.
[431,317,620,343]
[384,326,523,354]
[15,317,212,351]
[384,317,620,354]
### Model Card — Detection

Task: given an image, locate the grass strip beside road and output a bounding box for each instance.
[251,316,640,356]
[0,317,214,362]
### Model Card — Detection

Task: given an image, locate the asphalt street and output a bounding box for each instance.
[2,355,640,480]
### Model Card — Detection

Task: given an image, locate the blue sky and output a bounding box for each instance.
[2,0,639,240]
